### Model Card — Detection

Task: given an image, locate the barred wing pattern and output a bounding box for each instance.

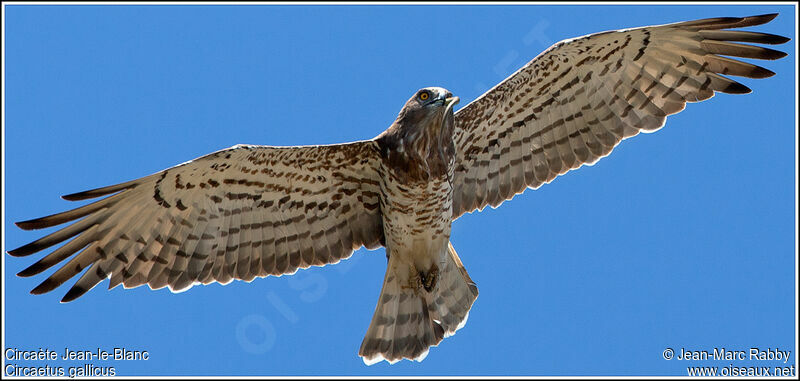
[9,142,385,302]
[451,14,789,219]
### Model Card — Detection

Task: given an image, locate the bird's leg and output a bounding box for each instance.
[418,266,439,293]
[401,268,422,292]
[402,264,440,294]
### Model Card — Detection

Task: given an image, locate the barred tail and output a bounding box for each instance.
[359,242,478,364]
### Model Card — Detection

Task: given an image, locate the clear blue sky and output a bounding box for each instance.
[3,3,796,377]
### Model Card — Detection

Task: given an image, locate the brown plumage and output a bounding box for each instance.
[8,13,789,364]
[451,13,789,217]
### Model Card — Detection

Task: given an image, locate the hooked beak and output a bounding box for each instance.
[432,93,460,110]
[444,96,459,113]
[438,95,459,127]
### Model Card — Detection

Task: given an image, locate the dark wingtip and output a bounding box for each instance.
[759,13,779,22]
[15,216,67,231]
[7,240,45,257]
[62,191,90,201]
[18,267,39,278]
[17,260,48,277]
[30,278,59,295]
[743,13,779,26]
[704,13,780,30]
[15,220,40,231]
[752,12,791,45]
[765,50,789,60]
[61,179,140,201]
[724,82,752,94]
[751,66,777,79]
[60,286,87,303]
[751,31,790,45]
[7,247,26,257]
[759,33,791,45]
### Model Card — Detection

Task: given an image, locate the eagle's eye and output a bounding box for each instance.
[419,91,430,101]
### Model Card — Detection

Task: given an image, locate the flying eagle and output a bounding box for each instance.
[8,13,789,365]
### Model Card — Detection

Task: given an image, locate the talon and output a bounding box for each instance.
[419,267,439,293]
[404,272,423,292]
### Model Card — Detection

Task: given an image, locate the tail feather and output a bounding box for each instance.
[359,242,478,365]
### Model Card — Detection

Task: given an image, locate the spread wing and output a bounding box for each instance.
[9,141,385,302]
[451,13,789,219]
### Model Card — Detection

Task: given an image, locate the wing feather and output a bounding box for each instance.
[10,141,385,302]
[451,13,788,218]
[235,204,255,281]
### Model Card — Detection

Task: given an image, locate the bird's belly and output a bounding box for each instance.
[380,176,453,272]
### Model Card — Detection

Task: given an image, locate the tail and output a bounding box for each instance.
[359,242,478,365]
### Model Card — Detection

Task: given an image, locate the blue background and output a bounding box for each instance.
[3,3,796,376]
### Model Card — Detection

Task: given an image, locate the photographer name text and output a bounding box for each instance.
[675,347,791,363]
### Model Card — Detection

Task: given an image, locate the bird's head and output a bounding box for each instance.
[376,87,460,180]
[396,87,460,129]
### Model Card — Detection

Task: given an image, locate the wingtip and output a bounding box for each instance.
[752,66,777,79]
[60,286,86,303]
[724,82,752,94]
[768,50,789,60]
[689,13,782,30]
[7,247,25,257]
[17,266,38,278]
[17,261,47,277]
[62,192,88,201]
[60,178,141,201]
[30,278,58,295]
[758,13,779,22]
[15,217,59,231]
[7,241,40,257]
[743,13,779,26]
[15,220,37,231]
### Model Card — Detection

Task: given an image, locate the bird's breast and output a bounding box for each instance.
[378,163,454,270]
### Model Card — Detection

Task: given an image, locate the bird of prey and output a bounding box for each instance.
[8,13,789,365]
